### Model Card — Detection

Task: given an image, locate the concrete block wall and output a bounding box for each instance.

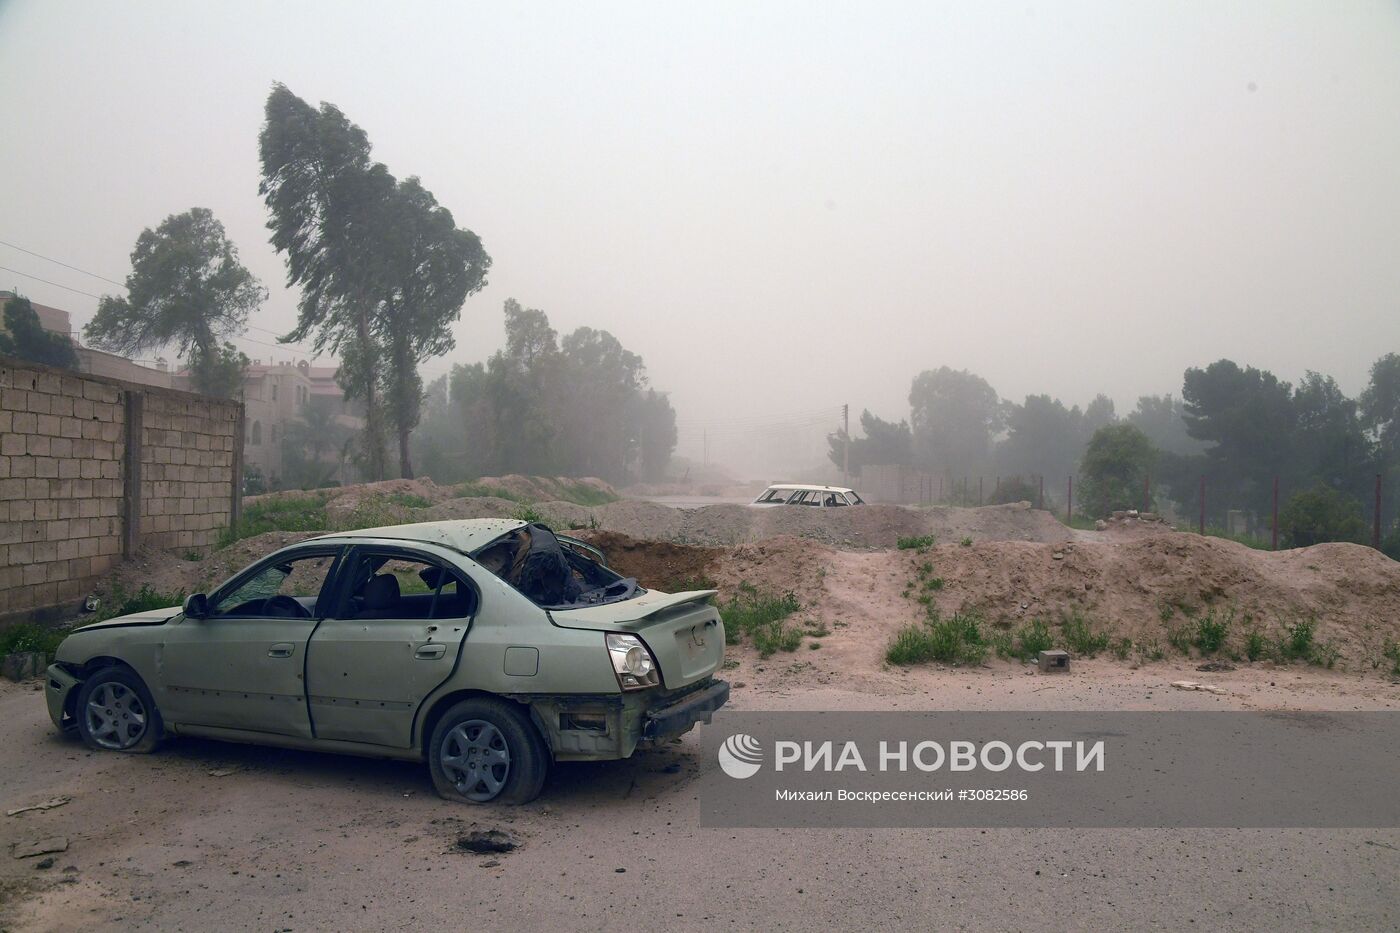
[0,357,242,623]
[140,393,240,553]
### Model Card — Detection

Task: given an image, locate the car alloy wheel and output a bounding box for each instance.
[439,719,512,802]
[83,681,149,750]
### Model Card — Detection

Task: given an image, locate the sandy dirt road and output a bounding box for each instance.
[1,665,1398,932]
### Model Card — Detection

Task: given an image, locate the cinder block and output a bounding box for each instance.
[12,411,37,433]
[0,433,24,457]
[1038,650,1071,673]
[11,456,34,478]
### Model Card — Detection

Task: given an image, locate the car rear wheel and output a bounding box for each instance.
[75,666,162,754]
[428,698,548,805]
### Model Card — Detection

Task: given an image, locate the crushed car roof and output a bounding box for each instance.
[760,484,857,494]
[313,518,528,554]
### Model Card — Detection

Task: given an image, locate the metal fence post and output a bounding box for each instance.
[1039,474,1044,510]
[1144,472,1151,513]
[1067,476,1072,524]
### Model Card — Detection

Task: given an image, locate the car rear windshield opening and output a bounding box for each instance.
[474,524,642,609]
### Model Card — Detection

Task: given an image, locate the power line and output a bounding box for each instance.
[0,265,105,300]
[0,239,126,287]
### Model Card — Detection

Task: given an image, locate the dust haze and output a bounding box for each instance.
[1,1,1398,478]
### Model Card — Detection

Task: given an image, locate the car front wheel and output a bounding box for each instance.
[75,666,162,753]
[428,698,548,805]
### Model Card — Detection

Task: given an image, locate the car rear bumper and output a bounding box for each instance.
[642,678,729,742]
[45,663,81,733]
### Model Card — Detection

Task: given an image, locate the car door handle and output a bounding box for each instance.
[415,643,447,660]
[268,643,295,659]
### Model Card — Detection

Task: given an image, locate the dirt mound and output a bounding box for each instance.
[421,496,519,521]
[699,532,1400,679]
[579,531,724,591]
[593,500,689,541]
[469,474,618,503]
[103,531,325,604]
[590,500,1073,549]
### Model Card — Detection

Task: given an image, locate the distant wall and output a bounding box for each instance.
[0,356,243,624]
[861,464,938,504]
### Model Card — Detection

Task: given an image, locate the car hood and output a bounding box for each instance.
[74,607,181,631]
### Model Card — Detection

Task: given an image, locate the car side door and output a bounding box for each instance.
[305,545,476,748]
[157,545,345,738]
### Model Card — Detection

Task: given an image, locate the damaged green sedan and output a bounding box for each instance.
[45,519,729,804]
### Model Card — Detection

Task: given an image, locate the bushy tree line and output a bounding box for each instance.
[0,295,79,369]
[830,356,1400,551]
[410,300,677,486]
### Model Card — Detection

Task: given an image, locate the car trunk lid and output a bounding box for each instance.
[550,590,724,689]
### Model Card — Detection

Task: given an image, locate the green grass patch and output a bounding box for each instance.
[219,491,333,548]
[1061,612,1110,657]
[512,504,546,524]
[1245,628,1268,662]
[1279,618,1315,661]
[1383,640,1400,677]
[456,482,526,502]
[885,611,988,667]
[897,535,937,551]
[1166,625,1194,655]
[0,623,66,658]
[1193,609,1231,655]
[85,584,187,625]
[1015,618,1055,659]
[720,584,803,658]
[556,481,620,507]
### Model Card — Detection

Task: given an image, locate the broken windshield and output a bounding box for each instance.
[473,523,643,609]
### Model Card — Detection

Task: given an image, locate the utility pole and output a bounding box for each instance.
[842,403,850,488]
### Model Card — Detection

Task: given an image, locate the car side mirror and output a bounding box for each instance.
[183,593,209,619]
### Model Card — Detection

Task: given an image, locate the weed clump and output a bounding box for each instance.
[1061,612,1110,657]
[720,584,803,658]
[886,611,987,667]
[1194,610,1230,655]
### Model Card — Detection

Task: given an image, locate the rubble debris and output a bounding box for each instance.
[6,796,72,817]
[1171,681,1227,695]
[1196,661,1236,673]
[11,836,69,859]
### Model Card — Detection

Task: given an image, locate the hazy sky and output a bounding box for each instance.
[2,1,1398,470]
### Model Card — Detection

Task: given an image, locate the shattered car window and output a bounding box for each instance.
[474,523,642,609]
